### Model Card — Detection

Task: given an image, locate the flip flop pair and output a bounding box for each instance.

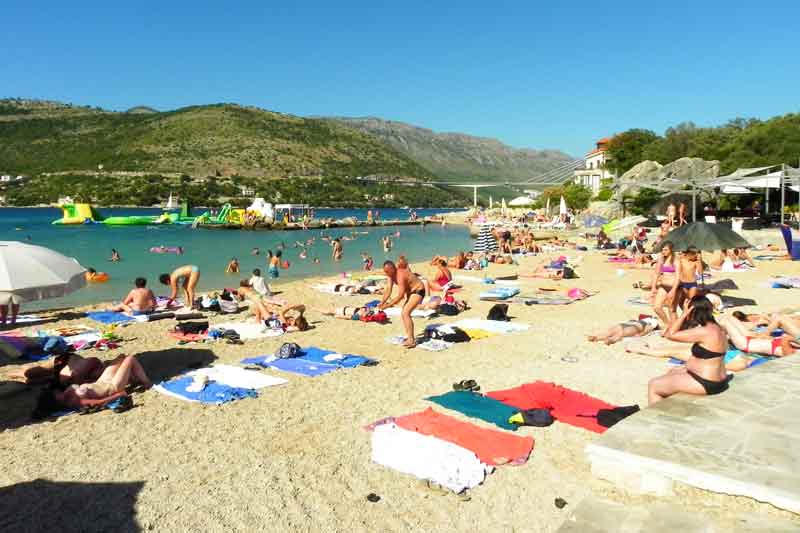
[452,379,480,392]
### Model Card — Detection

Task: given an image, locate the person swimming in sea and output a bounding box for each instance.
[110,249,121,262]
[251,247,260,256]
[267,250,282,278]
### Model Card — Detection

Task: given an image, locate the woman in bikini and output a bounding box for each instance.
[647,296,731,405]
[426,259,453,292]
[718,314,797,357]
[588,316,660,345]
[650,241,678,326]
[160,265,200,310]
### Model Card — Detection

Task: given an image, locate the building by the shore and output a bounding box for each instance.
[573,137,615,195]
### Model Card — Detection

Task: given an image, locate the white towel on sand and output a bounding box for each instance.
[371,422,492,493]
[384,308,437,318]
[450,318,529,334]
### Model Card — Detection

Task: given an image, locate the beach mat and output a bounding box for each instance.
[479,287,520,301]
[154,364,286,404]
[242,347,373,376]
[486,381,616,434]
[390,408,534,466]
[626,296,650,306]
[426,390,519,431]
[86,311,135,324]
[450,319,529,334]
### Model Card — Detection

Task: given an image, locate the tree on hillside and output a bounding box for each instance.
[607,129,660,175]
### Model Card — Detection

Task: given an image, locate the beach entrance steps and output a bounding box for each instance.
[584,356,800,514]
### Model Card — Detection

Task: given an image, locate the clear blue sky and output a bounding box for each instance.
[3,1,799,156]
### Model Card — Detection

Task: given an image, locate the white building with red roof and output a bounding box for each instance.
[573,137,615,194]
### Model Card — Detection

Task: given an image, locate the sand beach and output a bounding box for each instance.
[2,241,800,532]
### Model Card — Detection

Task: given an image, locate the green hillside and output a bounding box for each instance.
[0,99,433,179]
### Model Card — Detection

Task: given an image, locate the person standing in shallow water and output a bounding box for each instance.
[332,238,343,261]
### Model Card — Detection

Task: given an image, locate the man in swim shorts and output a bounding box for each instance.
[378,259,425,348]
[160,265,200,310]
[111,277,156,315]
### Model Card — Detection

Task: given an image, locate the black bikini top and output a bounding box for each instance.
[692,343,725,359]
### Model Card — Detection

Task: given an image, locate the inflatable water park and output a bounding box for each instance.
[52,198,429,231]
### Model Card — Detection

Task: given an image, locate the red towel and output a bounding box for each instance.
[393,408,533,466]
[487,381,616,433]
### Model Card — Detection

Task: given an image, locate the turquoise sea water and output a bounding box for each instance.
[0,207,471,310]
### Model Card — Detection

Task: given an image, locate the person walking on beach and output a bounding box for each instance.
[267,250,282,278]
[159,265,200,310]
[378,258,426,349]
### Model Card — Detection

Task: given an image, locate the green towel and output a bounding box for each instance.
[425,391,519,431]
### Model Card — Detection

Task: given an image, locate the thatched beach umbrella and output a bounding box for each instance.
[660,222,751,252]
[473,225,498,254]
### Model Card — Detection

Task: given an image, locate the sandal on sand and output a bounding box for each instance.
[453,379,480,392]
[111,395,134,414]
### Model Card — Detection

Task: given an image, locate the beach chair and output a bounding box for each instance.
[780,224,800,260]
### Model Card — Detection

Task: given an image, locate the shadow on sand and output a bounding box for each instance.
[0,478,145,532]
[0,348,216,431]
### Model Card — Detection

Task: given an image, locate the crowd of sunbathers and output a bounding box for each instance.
[585,202,799,406]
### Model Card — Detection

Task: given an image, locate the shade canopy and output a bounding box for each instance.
[0,241,86,301]
[473,225,498,254]
[660,222,751,252]
[508,196,534,207]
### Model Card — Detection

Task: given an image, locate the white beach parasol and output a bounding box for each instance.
[559,196,568,215]
[501,198,507,215]
[0,241,86,302]
[508,196,534,207]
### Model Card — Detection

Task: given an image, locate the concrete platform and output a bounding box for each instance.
[586,356,800,514]
[557,496,799,532]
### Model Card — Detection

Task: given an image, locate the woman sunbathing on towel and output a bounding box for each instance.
[647,296,731,405]
[34,354,151,417]
[520,264,565,280]
[319,305,370,321]
[718,314,797,357]
[5,353,104,386]
[626,338,757,372]
[264,303,309,332]
[588,316,659,345]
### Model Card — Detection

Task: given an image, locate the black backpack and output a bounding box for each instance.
[275,342,302,359]
[487,304,509,321]
[175,321,209,334]
[438,303,459,316]
[428,326,471,343]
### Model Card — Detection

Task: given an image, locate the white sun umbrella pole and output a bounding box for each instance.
[559,195,568,215]
[545,196,550,216]
[0,241,86,302]
[501,198,507,216]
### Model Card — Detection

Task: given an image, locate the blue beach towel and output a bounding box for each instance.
[261,358,340,377]
[425,390,519,431]
[479,287,520,301]
[158,376,257,404]
[86,311,135,324]
[242,346,374,376]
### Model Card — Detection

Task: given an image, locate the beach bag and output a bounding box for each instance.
[361,310,388,324]
[563,266,577,279]
[219,299,239,314]
[510,408,555,427]
[428,326,471,343]
[487,304,509,322]
[438,303,459,316]
[275,342,301,359]
[175,321,209,335]
[597,405,640,428]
